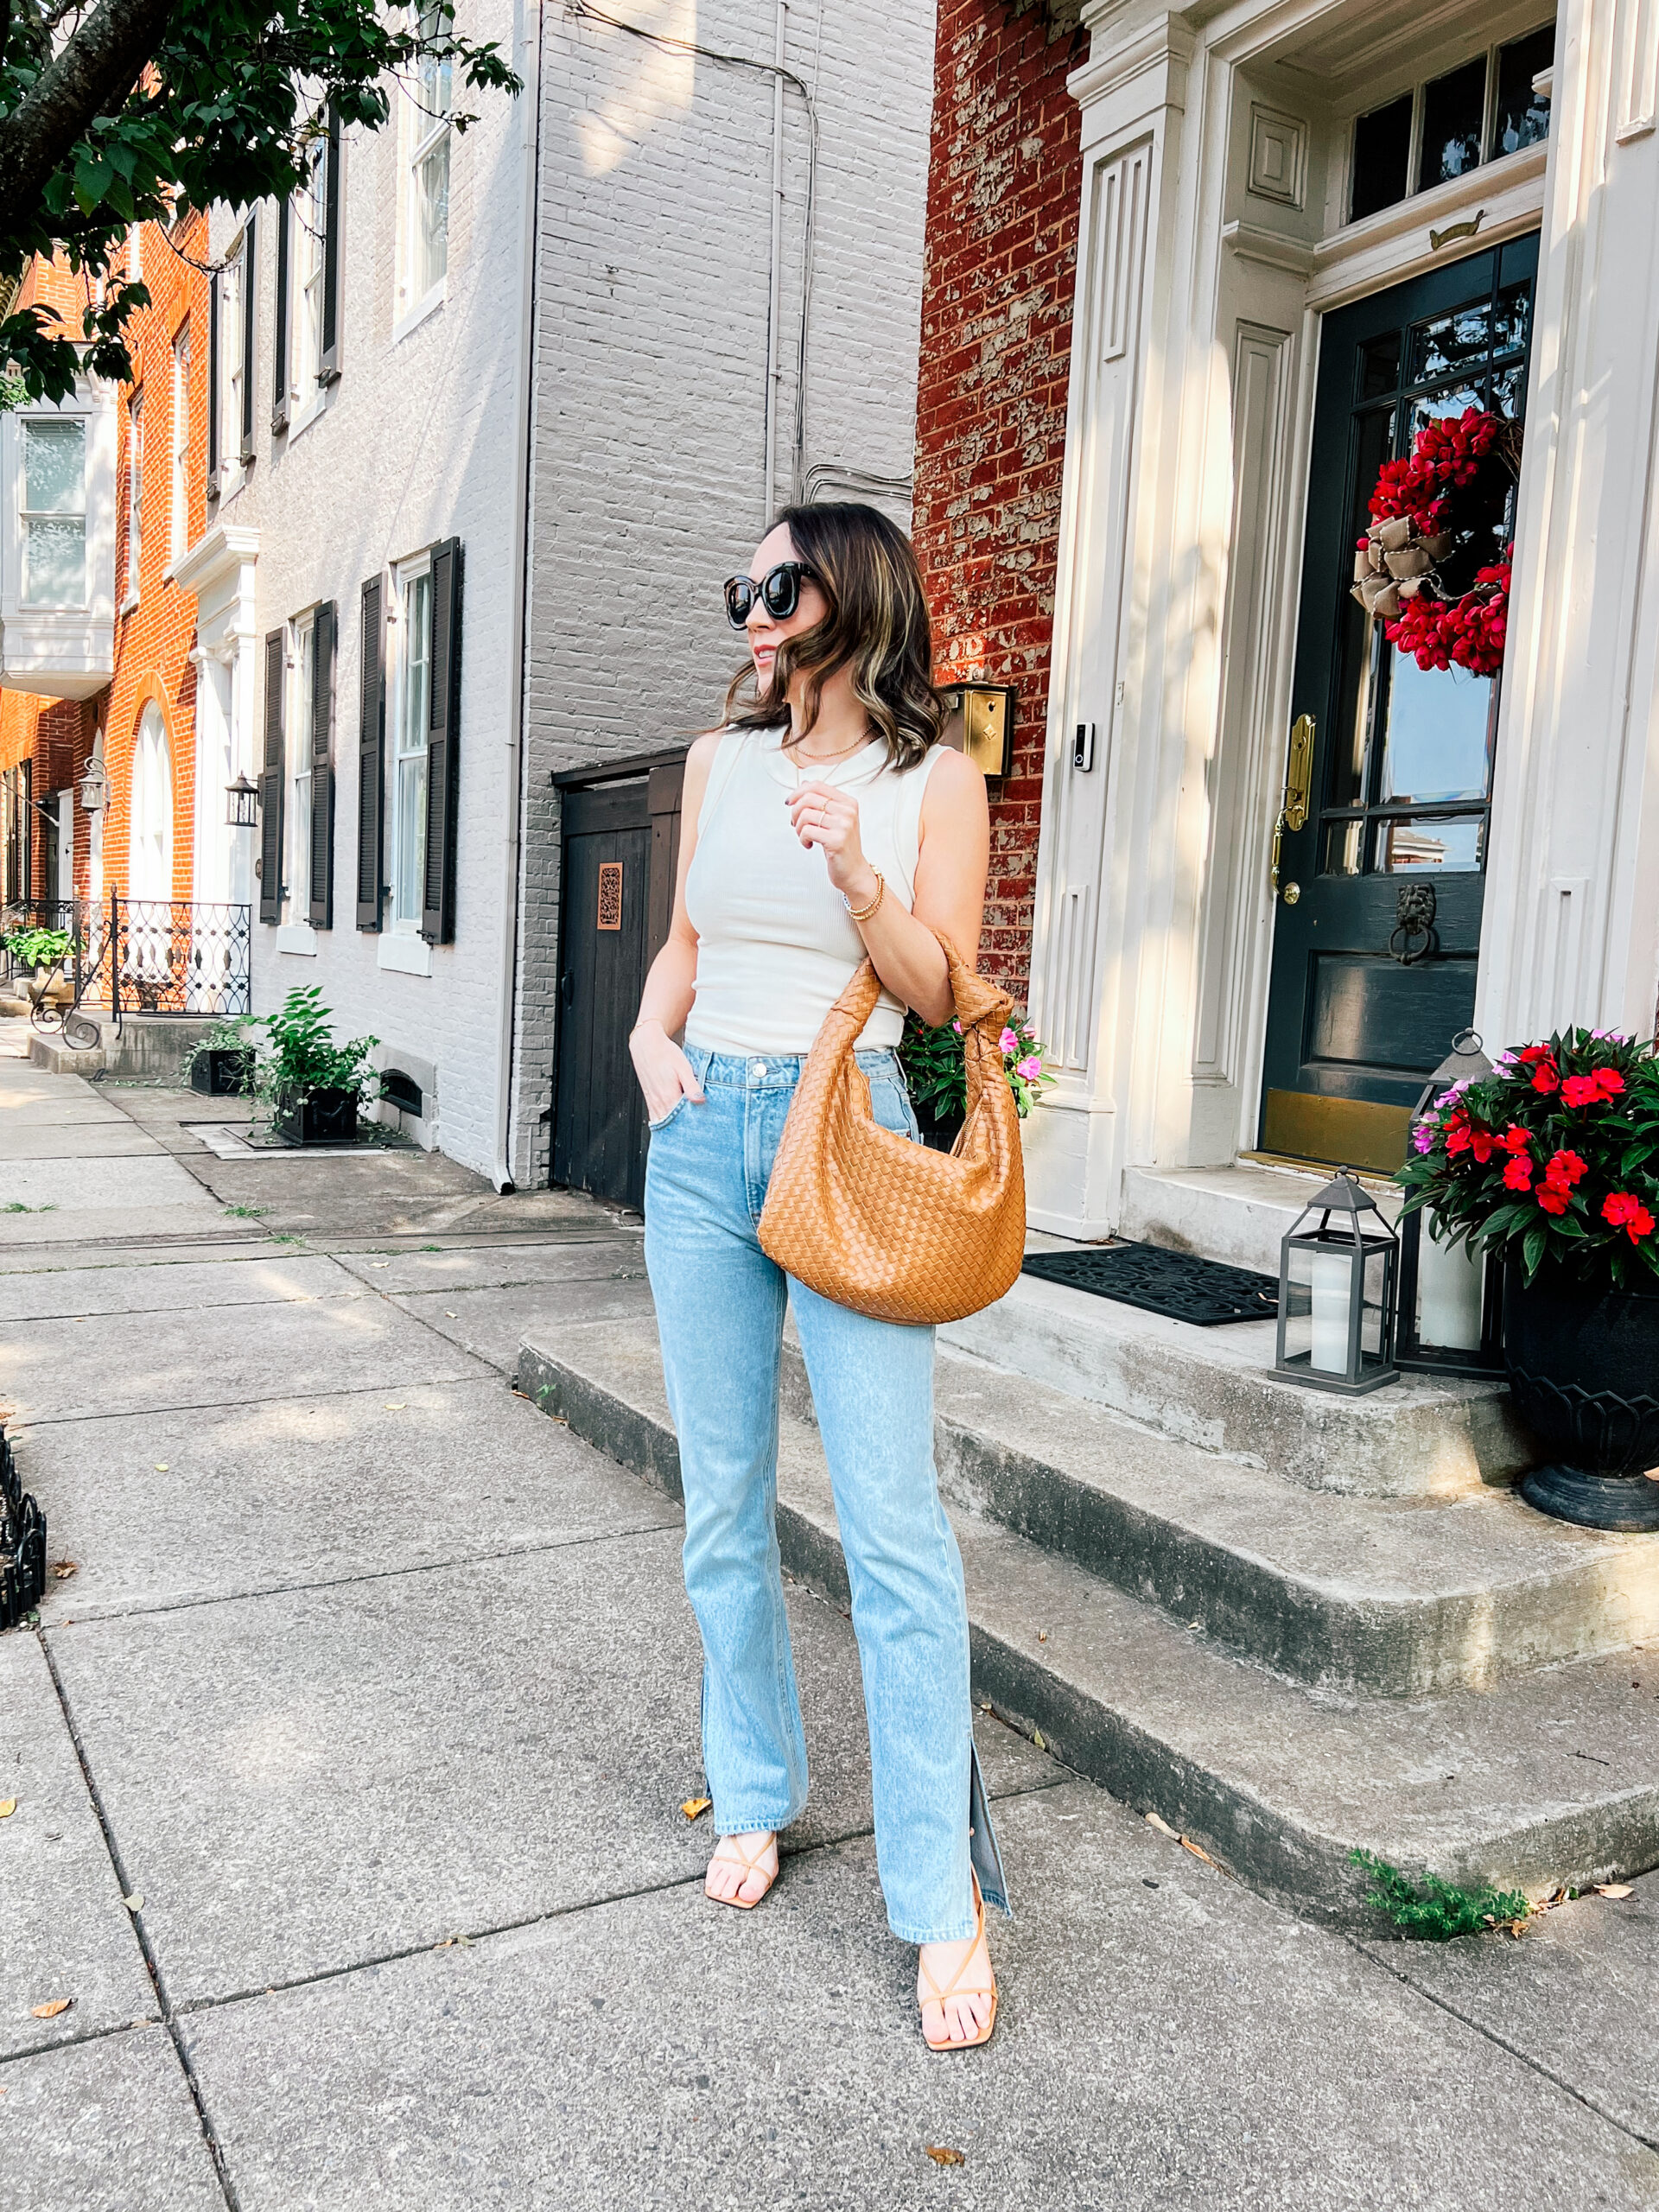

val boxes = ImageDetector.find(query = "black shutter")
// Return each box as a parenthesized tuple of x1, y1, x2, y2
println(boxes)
(356, 575, 385, 930)
(421, 539, 461, 944)
(239, 214, 257, 463)
(3, 768, 14, 906)
(308, 601, 336, 928)
(271, 199, 289, 434)
(320, 105, 342, 384)
(207, 265, 220, 486)
(258, 628, 285, 924)
(19, 760, 31, 902)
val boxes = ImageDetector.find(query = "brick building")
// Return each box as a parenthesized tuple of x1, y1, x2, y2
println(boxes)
(912, 0, 1086, 1006)
(1, 215, 211, 925)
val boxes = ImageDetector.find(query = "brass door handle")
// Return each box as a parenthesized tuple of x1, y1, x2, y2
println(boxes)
(1270, 715, 1316, 898)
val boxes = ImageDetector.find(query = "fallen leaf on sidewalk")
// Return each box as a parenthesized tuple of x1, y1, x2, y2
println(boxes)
(51, 1560, 77, 1580)
(0, 1799, 16, 1818)
(1032, 1729, 1046, 1751)
(31, 1999, 73, 2019)
(681, 1797, 712, 1821)
(925, 2145, 964, 2167)
(1180, 1836, 1220, 1870)
(1594, 1884, 1634, 1899)
(123, 1893, 143, 1912)
(1145, 1810, 1179, 1839)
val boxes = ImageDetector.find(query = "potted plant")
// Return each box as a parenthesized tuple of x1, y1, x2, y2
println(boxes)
(182, 1017, 258, 1097)
(899, 1006, 1052, 1153)
(3, 925, 75, 1012)
(254, 986, 380, 1145)
(1399, 1027, 1659, 1531)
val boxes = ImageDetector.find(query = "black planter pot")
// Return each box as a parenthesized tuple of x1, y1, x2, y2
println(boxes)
(191, 1047, 256, 1097)
(1503, 1262, 1659, 1531)
(913, 1097, 965, 1154)
(270, 1087, 360, 1146)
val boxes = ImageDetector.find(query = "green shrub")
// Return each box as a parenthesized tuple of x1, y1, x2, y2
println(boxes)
(1351, 1849, 1530, 1939)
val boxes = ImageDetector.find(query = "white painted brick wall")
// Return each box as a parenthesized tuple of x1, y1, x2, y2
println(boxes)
(515, 0, 938, 1184)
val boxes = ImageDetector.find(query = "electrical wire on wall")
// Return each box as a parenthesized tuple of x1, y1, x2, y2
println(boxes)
(567, 0, 819, 515)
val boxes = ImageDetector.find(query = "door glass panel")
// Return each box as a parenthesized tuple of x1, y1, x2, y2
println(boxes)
(1491, 281, 1531, 359)
(1359, 334, 1401, 400)
(1417, 59, 1488, 192)
(1378, 656, 1494, 804)
(1408, 308, 1491, 386)
(1408, 382, 1486, 442)
(1331, 404, 1395, 810)
(1494, 27, 1554, 158)
(1376, 817, 1485, 871)
(1321, 819, 1363, 874)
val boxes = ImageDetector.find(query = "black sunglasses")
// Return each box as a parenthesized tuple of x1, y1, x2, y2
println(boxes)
(723, 561, 818, 629)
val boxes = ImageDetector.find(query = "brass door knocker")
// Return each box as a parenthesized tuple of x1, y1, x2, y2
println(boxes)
(1389, 882, 1437, 964)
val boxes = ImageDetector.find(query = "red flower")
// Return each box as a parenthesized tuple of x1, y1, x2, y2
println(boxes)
(1467, 1127, 1497, 1163)
(1503, 1155, 1534, 1192)
(1546, 1149, 1587, 1188)
(1592, 1067, 1626, 1100)
(1603, 1192, 1656, 1243)
(1531, 1061, 1561, 1096)
(1517, 1046, 1551, 1064)
(1536, 1185, 1570, 1215)
(1500, 1125, 1531, 1154)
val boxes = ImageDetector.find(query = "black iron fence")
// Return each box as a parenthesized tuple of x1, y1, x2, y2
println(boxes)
(3, 893, 252, 1034)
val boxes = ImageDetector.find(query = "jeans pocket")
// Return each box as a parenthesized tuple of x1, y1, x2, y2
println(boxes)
(649, 1096, 690, 1134)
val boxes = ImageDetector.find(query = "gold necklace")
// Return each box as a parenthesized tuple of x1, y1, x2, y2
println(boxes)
(787, 728, 872, 767)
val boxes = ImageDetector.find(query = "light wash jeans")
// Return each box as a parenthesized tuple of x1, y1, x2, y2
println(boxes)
(644, 1042, 1008, 1946)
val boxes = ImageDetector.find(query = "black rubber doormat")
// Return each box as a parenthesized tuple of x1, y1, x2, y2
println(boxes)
(1020, 1242, 1281, 1326)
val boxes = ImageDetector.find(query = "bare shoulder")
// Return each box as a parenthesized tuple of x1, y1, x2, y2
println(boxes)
(919, 742, 988, 823)
(681, 728, 728, 801)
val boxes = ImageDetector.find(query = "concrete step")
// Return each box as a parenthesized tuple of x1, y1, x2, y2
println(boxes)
(1118, 1160, 1402, 1278)
(29, 1014, 216, 1084)
(939, 1271, 1529, 1499)
(770, 1338, 1659, 1698)
(518, 1315, 1659, 1927)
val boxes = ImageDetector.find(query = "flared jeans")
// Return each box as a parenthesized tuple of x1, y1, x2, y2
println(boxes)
(644, 1043, 1008, 1945)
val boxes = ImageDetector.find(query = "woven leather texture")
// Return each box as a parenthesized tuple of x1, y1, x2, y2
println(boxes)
(758, 937, 1027, 1325)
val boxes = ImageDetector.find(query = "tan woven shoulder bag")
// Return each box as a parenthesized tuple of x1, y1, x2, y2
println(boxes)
(757, 936, 1027, 1325)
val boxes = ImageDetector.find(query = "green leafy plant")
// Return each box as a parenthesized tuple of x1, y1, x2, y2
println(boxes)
(179, 1016, 257, 1081)
(252, 986, 379, 1113)
(900, 1008, 1053, 1127)
(1351, 1850, 1530, 1940)
(3, 925, 72, 969)
(1398, 1027, 1659, 1291)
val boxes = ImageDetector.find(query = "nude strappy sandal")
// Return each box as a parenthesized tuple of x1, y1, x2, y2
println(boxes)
(704, 1831, 779, 1910)
(917, 1876, 997, 2051)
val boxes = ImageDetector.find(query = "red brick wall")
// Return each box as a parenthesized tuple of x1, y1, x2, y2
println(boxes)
(1, 215, 209, 908)
(912, 0, 1086, 1010)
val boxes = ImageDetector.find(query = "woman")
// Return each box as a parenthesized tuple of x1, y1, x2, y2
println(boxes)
(629, 502, 1007, 2050)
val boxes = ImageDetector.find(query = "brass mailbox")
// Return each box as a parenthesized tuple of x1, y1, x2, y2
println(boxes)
(940, 683, 1016, 779)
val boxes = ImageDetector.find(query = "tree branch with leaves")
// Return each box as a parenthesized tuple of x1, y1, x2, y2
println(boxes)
(0, 0, 520, 400)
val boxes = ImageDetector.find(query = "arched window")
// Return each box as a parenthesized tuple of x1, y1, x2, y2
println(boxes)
(129, 705, 173, 903)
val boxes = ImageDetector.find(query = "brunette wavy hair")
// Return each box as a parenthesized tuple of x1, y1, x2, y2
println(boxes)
(722, 502, 944, 771)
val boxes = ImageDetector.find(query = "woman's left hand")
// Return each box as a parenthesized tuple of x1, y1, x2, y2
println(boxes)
(786, 781, 880, 907)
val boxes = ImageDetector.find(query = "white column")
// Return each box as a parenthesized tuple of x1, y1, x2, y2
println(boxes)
(1478, 0, 1659, 1048)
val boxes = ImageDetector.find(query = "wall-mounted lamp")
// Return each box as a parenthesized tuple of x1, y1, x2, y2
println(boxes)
(940, 683, 1015, 779)
(225, 774, 260, 829)
(77, 761, 111, 814)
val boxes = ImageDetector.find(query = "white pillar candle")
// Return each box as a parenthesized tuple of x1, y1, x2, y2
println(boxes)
(1418, 1232, 1484, 1351)
(1310, 1248, 1353, 1374)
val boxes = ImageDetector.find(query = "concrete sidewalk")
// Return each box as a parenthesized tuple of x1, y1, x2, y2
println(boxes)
(2, 1020, 1656, 2211)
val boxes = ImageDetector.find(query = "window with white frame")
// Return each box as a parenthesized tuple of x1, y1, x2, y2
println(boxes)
(219, 238, 244, 482)
(390, 557, 431, 927)
(402, 2, 452, 320)
(20, 417, 87, 607)
(291, 139, 328, 416)
(129, 223, 143, 282)
(124, 391, 143, 604)
(288, 613, 317, 920)
(169, 326, 190, 566)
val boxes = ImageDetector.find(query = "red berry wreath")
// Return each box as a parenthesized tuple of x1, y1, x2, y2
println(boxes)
(1351, 407, 1521, 679)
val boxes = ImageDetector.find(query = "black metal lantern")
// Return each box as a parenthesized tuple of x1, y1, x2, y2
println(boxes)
(226, 774, 259, 829)
(1275, 1169, 1400, 1395)
(1396, 1028, 1506, 1377)
(77, 760, 111, 814)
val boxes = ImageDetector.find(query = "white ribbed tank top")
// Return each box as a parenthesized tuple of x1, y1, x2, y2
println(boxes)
(683, 725, 945, 1056)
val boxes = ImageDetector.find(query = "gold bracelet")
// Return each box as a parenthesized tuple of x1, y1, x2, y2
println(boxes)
(843, 871, 885, 925)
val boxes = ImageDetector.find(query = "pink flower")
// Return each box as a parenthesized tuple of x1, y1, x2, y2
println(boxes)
(951, 1020, 962, 1034)
(1411, 1124, 1435, 1154)
(1016, 1054, 1042, 1081)
(999, 1027, 1019, 1054)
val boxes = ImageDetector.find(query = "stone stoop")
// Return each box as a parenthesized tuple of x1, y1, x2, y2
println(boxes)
(518, 1313, 1659, 1929)
(28, 1014, 218, 1084)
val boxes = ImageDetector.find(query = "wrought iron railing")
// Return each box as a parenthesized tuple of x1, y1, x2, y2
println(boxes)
(4, 893, 251, 1043)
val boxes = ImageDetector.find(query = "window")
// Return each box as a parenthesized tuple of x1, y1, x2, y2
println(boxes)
(213, 232, 246, 488)
(402, 2, 453, 318)
(284, 111, 340, 427)
(128, 224, 142, 282)
(129, 705, 174, 906)
(21, 417, 87, 607)
(169, 326, 190, 566)
(391, 561, 432, 928)
(1348, 25, 1555, 226)
(288, 614, 317, 920)
(124, 392, 143, 605)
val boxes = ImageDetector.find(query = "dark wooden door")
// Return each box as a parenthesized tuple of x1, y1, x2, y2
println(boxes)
(551, 753, 685, 1211)
(1260, 236, 1537, 1173)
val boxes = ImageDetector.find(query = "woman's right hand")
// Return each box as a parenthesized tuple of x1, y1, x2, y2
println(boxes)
(630, 1018, 706, 1124)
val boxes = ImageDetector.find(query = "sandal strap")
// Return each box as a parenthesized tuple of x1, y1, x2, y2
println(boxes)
(918, 1893, 994, 2009)
(710, 1832, 778, 1881)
